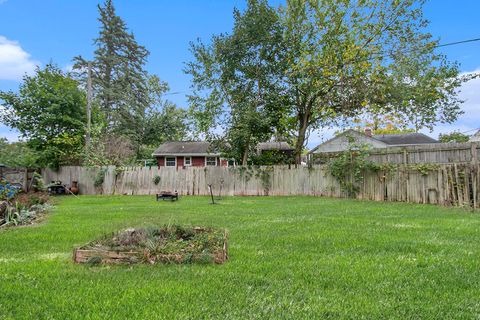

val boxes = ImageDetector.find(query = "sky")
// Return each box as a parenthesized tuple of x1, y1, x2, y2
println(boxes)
(0, 0, 479, 148)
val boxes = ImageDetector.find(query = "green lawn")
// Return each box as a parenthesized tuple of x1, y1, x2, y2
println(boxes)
(1, 196, 480, 319)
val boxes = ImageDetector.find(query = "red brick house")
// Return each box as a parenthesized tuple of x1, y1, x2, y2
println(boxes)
(152, 141, 228, 169)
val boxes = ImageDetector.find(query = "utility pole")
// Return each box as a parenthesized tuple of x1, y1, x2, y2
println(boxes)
(86, 62, 93, 148)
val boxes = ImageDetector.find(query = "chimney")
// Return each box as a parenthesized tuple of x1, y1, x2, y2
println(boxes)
(364, 128, 372, 137)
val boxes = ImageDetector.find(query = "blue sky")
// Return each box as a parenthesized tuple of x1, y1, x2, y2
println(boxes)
(0, 0, 479, 148)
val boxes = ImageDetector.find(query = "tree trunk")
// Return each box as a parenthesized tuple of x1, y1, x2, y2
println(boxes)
(242, 136, 251, 166)
(294, 113, 310, 165)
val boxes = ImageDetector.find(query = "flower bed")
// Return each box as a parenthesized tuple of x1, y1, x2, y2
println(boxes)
(0, 177, 52, 228)
(74, 225, 228, 265)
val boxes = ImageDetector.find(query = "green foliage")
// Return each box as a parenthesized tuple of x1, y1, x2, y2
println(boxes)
(251, 150, 295, 166)
(32, 172, 45, 191)
(73, 2, 188, 163)
(254, 166, 273, 195)
(328, 143, 376, 197)
(74, 0, 149, 144)
(351, 113, 416, 134)
(188, 0, 470, 164)
(186, 0, 286, 165)
(153, 175, 161, 185)
(0, 64, 86, 168)
(0, 139, 39, 168)
(1, 194, 51, 228)
(410, 163, 440, 176)
(1, 196, 479, 318)
(438, 131, 470, 143)
(94, 168, 107, 188)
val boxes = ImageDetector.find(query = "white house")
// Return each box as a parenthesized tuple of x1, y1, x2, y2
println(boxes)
(469, 130, 480, 142)
(309, 129, 439, 154)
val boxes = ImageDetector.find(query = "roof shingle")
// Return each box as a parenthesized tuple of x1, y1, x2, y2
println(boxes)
(372, 133, 438, 145)
(152, 141, 219, 156)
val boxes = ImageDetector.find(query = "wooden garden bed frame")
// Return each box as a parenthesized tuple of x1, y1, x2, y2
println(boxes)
(73, 229, 228, 265)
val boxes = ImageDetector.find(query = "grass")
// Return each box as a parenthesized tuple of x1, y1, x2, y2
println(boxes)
(1, 196, 480, 319)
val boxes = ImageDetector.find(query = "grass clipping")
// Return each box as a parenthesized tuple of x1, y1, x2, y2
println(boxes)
(74, 225, 228, 265)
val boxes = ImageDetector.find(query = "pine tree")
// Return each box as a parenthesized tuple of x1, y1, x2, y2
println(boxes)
(74, 0, 149, 147)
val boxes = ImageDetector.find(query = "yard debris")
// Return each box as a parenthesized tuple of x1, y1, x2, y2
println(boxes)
(73, 225, 228, 265)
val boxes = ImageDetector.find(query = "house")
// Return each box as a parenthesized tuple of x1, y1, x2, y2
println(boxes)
(309, 129, 439, 155)
(152, 141, 228, 168)
(470, 130, 480, 142)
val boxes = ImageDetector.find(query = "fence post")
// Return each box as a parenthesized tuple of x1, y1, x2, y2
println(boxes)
(471, 143, 478, 209)
(23, 168, 29, 192)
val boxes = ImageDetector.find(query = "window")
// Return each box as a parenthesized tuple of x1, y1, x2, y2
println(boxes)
(165, 157, 176, 167)
(184, 156, 192, 166)
(206, 157, 217, 166)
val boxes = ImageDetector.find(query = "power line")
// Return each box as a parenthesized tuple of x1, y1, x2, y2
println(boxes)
(436, 38, 480, 48)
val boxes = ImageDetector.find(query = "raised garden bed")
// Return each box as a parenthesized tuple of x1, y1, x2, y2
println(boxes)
(73, 225, 228, 265)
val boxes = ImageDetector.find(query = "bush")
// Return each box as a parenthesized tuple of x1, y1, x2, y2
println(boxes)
(94, 168, 107, 188)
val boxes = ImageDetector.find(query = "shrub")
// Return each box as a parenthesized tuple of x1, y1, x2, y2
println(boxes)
(94, 168, 107, 188)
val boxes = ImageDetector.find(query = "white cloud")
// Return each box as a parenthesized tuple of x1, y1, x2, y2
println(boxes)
(0, 35, 39, 81)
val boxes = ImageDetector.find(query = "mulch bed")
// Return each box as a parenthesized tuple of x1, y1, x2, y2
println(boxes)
(73, 225, 228, 265)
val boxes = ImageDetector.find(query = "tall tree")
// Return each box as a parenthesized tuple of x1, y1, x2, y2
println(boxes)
(188, 0, 471, 164)
(0, 64, 86, 168)
(141, 75, 189, 153)
(186, 0, 287, 165)
(74, 0, 149, 150)
(278, 0, 469, 163)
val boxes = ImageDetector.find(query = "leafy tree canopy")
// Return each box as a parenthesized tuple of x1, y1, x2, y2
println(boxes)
(0, 139, 39, 168)
(75, 0, 188, 164)
(187, 0, 473, 164)
(438, 131, 470, 143)
(0, 64, 86, 168)
(186, 0, 287, 165)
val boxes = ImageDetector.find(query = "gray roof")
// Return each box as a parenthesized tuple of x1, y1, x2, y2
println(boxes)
(257, 141, 294, 151)
(152, 141, 220, 156)
(372, 133, 438, 145)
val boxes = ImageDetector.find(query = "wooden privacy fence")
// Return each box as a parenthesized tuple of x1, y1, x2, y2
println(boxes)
(0, 167, 37, 191)
(42, 164, 480, 209)
(312, 142, 480, 164)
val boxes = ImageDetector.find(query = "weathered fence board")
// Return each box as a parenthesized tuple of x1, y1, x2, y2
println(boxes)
(42, 164, 480, 209)
(1, 167, 36, 191)
(313, 142, 480, 165)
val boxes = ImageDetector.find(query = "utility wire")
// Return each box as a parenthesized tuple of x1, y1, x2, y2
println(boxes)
(436, 38, 480, 48)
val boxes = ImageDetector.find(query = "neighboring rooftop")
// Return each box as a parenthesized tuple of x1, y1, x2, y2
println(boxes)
(152, 141, 219, 156)
(470, 130, 480, 142)
(372, 133, 438, 146)
(309, 129, 440, 154)
(257, 141, 294, 151)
